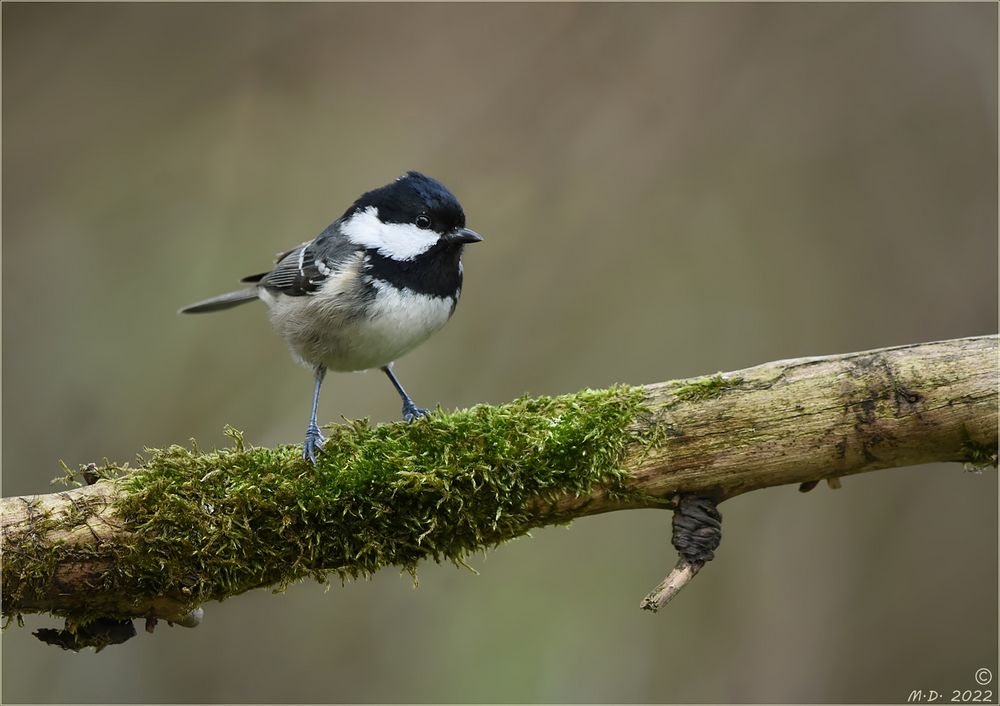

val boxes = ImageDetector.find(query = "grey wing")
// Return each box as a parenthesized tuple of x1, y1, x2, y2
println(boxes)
(240, 241, 310, 283)
(251, 225, 362, 298)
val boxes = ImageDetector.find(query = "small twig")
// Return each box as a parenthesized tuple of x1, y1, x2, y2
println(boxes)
(640, 559, 702, 611)
(641, 495, 722, 612)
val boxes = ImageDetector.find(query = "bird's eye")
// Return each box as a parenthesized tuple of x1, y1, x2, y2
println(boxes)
(415, 215, 431, 229)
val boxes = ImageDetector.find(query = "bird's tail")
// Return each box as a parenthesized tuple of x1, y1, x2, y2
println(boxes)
(179, 287, 260, 314)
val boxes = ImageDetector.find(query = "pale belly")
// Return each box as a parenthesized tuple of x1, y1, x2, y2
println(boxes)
(261, 281, 456, 372)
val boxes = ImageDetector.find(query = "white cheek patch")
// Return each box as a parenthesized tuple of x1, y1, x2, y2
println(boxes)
(341, 206, 439, 260)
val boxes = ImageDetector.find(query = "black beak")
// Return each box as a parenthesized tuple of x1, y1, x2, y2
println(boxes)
(447, 227, 484, 245)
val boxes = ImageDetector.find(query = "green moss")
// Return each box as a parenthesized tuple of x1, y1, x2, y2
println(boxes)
(673, 373, 744, 403)
(56, 386, 650, 610)
(2, 506, 66, 620)
(959, 427, 998, 472)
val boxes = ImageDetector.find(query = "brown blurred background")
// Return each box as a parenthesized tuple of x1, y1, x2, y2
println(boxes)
(2, 3, 997, 703)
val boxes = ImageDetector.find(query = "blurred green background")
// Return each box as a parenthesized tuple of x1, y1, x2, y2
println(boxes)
(3, 3, 997, 703)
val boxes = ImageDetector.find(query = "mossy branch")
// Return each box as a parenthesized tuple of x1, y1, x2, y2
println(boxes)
(2, 335, 996, 636)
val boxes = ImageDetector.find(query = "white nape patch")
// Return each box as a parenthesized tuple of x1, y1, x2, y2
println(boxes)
(341, 206, 439, 261)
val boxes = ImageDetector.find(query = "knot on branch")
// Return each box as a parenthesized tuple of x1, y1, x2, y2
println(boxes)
(641, 495, 723, 612)
(672, 495, 722, 564)
(34, 618, 136, 652)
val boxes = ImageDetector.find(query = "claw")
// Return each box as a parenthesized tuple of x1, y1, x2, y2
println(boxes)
(302, 424, 326, 463)
(402, 404, 430, 422)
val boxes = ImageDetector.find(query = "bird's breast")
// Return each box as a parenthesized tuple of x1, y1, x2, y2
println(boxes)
(264, 276, 458, 372)
(357, 279, 458, 362)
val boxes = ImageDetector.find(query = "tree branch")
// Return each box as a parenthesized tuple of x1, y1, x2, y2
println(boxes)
(2, 336, 996, 638)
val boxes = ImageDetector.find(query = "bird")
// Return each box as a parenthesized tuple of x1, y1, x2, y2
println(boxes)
(180, 171, 483, 463)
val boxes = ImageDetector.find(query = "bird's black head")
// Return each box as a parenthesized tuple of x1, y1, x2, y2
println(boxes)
(340, 172, 482, 261)
(353, 171, 465, 232)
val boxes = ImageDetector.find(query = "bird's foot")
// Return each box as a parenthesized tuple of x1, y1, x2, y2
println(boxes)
(401, 401, 431, 422)
(302, 424, 327, 463)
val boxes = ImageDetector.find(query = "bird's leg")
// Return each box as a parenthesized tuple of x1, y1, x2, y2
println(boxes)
(381, 365, 430, 422)
(303, 366, 327, 463)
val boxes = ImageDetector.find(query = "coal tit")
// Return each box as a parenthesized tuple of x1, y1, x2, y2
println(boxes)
(181, 171, 483, 463)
